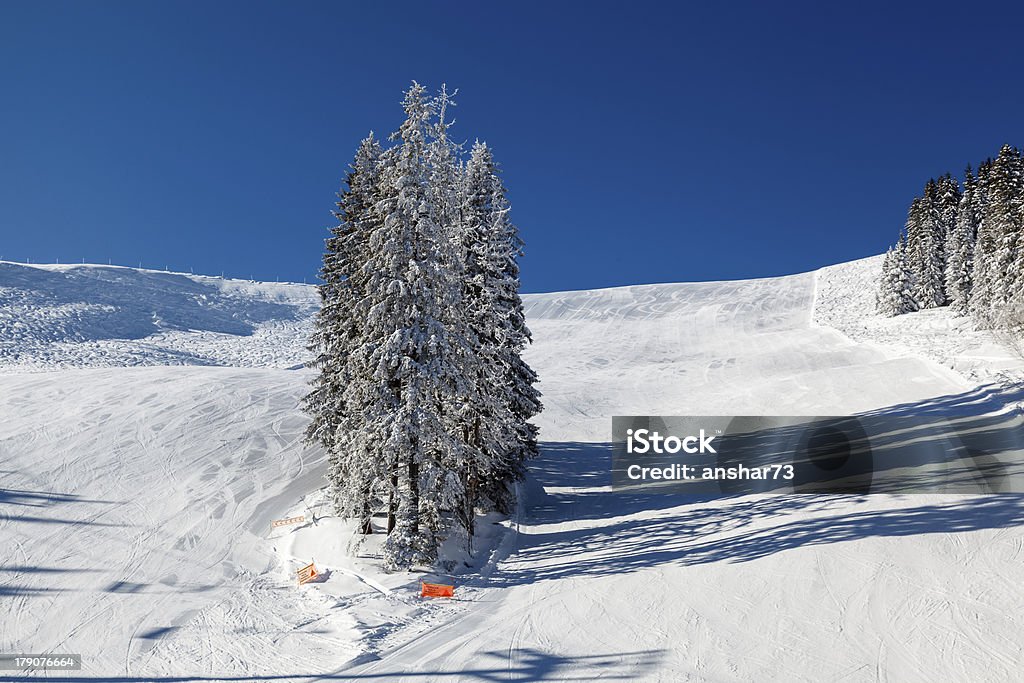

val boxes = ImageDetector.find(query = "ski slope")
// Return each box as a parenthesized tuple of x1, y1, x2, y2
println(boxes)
(342, 270, 1024, 681)
(522, 269, 976, 441)
(1, 259, 1022, 681)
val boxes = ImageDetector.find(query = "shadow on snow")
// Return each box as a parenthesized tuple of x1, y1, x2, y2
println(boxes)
(19, 648, 665, 682)
(489, 382, 1024, 585)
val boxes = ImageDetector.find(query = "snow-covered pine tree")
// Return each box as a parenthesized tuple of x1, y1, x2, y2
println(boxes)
(945, 167, 975, 314)
(908, 180, 947, 308)
(934, 174, 961, 300)
(935, 174, 961, 232)
(895, 236, 917, 315)
(359, 83, 470, 570)
(877, 247, 902, 316)
(305, 82, 542, 569)
(903, 196, 925, 309)
(417, 84, 477, 548)
(452, 139, 511, 538)
(1000, 146, 1024, 336)
(872, 248, 897, 317)
(485, 152, 543, 496)
(987, 145, 1024, 325)
(304, 133, 383, 533)
(458, 141, 542, 525)
(970, 159, 998, 324)
(1011, 209, 1024, 323)
(974, 145, 1024, 327)
(877, 235, 915, 316)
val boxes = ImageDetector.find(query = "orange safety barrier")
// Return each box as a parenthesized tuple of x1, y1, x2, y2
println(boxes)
(421, 581, 454, 598)
(296, 561, 318, 585)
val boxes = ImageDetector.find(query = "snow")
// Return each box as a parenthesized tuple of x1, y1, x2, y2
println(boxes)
(522, 267, 975, 443)
(813, 254, 1024, 384)
(0, 261, 317, 372)
(1, 257, 1022, 681)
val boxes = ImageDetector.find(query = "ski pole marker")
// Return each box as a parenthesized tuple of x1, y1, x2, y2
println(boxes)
(421, 581, 454, 598)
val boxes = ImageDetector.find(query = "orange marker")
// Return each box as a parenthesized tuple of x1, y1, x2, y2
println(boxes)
(421, 581, 454, 598)
(296, 561, 318, 585)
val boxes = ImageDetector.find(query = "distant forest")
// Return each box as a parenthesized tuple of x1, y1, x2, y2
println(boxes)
(877, 144, 1024, 338)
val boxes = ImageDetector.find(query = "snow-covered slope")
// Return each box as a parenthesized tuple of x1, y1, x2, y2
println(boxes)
(814, 254, 1024, 383)
(344, 262, 1024, 681)
(1, 257, 1022, 681)
(0, 261, 317, 371)
(523, 269, 975, 442)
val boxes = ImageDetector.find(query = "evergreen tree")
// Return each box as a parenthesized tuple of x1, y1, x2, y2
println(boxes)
(907, 180, 947, 308)
(945, 167, 975, 314)
(935, 175, 961, 236)
(877, 236, 915, 316)
(987, 145, 1024, 323)
(459, 141, 542, 522)
(903, 196, 924, 308)
(970, 159, 998, 323)
(362, 83, 471, 570)
(304, 133, 383, 533)
(306, 82, 542, 570)
(934, 174, 961, 277)
(489, 162, 543, 494)
(418, 84, 477, 548)
(877, 246, 899, 317)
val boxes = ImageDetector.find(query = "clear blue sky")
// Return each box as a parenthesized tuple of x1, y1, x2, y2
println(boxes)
(2, 1, 1023, 292)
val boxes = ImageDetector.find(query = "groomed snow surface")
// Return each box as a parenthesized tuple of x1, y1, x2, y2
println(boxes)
(1, 258, 1022, 681)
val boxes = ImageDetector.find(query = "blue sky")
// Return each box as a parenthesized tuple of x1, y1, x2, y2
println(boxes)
(2, 1, 1023, 292)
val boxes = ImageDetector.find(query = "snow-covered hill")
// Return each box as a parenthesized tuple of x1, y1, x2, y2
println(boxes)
(0, 262, 317, 371)
(1, 257, 1022, 681)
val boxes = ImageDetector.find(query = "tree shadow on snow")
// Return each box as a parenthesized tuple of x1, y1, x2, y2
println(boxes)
(0, 486, 133, 596)
(0, 487, 125, 528)
(0, 487, 121, 507)
(31, 648, 664, 682)
(490, 382, 1024, 584)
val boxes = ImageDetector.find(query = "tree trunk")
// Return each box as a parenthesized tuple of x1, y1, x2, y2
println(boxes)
(408, 460, 420, 529)
(467, 418, 482, 540)
(387, 471, 398, 534)
(359, 496, 373, 535)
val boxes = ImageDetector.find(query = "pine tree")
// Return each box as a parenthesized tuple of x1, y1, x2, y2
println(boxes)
(360, 83, 472, 570)
(1010, 183, 1024, 321)
(907, 180, 947, 308)
(988, 146, 1024, 325)
(970, 145, 1019, 327)
(304, 133, 383, 533)
(896, 235, 916, 314)
(945, 167, 975, 314)
(877, 236, 915, 316)
(877, 247, 901, 316)
(935, 174, 961, 233)
(306, 82, 542, 570)
(459, 141, 542, 522)
(489, 161, 542, 497)
(934, 174, 961, 283)
(970, 159, 996, 323)
(903, 196, 924, 308)
(418, 84, 477, 548)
